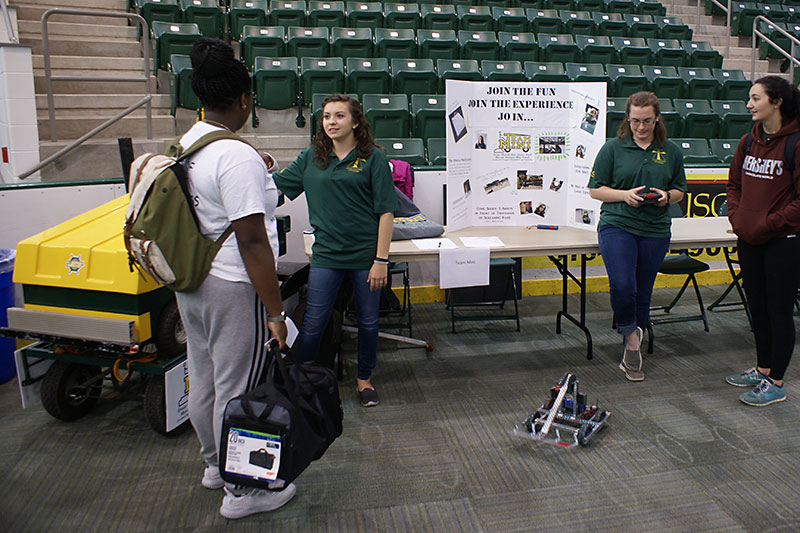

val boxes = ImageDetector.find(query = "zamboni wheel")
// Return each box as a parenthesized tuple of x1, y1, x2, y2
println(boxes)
(154, 299, 186, 357)
(143, 375, 190, 437)
(40, 361, 102, 421)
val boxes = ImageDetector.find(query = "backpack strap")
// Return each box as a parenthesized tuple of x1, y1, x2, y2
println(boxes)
(743, 132, 754, 158)
(784, 131, 800, 176)
(173, 130, 254, 161)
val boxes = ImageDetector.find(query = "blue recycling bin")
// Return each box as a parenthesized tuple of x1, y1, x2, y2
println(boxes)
(0, 248, 16, 384)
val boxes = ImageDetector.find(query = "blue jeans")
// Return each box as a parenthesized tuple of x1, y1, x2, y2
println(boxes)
(294, 267, 380, 380)
(598, 224, 670, 336)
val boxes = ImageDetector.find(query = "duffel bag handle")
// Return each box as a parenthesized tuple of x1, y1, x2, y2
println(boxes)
(267, 338, 302, 406)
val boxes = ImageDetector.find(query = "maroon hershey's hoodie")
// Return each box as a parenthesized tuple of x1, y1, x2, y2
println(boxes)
(727, 119, 800, 245)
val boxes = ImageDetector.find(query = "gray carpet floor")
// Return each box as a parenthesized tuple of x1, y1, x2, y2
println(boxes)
(2, 287, 800, 532)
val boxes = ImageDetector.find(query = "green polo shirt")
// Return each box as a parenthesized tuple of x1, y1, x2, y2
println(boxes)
(587, 136, 687, 238)
(275, 146, 397, 269)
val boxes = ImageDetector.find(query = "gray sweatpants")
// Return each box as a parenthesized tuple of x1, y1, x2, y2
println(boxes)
(175, 274, 270, 468)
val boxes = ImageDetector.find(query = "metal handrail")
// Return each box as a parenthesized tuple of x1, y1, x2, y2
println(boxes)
(706, 0, 732, 57)
(0, 0, 18, 43)
(17, 9, 152, 180)
(751, 15, 800, 83)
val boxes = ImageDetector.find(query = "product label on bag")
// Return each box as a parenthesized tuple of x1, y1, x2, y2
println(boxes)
(224, 427, 281, 481)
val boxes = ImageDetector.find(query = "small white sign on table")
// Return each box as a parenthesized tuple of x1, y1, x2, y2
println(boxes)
(165, 361, 190, 432)
(439, 247, 490, 289)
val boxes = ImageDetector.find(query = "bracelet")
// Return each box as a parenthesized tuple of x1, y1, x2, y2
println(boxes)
(374, 257, 389, 265)
(267, 311, 286, 323)
(666, 190, 671, 204)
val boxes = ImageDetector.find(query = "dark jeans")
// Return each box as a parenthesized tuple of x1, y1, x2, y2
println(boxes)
(598, 224, 671, 336)
(738, 236, 800, 381)
(294, 267, 380, 380)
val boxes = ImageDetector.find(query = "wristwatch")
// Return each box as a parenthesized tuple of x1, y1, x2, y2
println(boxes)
(666, 190, 671, 204)
(267, 311, 286, 323)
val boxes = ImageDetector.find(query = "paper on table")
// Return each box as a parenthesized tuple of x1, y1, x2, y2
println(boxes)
(412, 237, 458, 250)
(459, 236, 505, 248)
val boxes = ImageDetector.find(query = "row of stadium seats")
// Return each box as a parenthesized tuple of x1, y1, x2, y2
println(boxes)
(704, 1, 800, 36)
(757, 20, 800, 59)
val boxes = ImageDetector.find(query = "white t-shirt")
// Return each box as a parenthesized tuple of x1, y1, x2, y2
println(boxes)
(179, 121, 279, 283)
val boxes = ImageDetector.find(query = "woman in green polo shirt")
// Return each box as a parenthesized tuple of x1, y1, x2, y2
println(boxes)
(588, 91, 687, 382)
(275, 94, 397, 407)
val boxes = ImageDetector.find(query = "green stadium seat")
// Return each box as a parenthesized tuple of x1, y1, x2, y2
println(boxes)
(421, 4, 457, 30)
(682, 40, 723, 68)
(418, 29, 459, 60)
(713, 68, 751, 101)
(228, 0, 268, 41)
(377, 138, 427, 166)
(524, 61, 569, 81)
(604, 0, 635, 14)
(560, 10, 596, 36)
(575, 0, 605, 10)
(518, 0, 544, 8)
(391, 58, 438, 96)
(376, 28, 418, 59)
(482, 59, 526, 81)
(168, 54, 199, 115)
(565, 62, 609, 87)
(450, 0, 475, 6)
(576, 34, 616, 64)
(437, 59, 483, 90)
(537, 33, 581, 63)
(286, 26, 329, 60)
(493, 7, 528, 33)
(658, 97, 674, 112)
(486, 0, 511, 8)
(606, 63, 648, 97)
(593, 12, 627, 37)
(331, 27, 373, 59)
(674, 98, 718, 138)
(705, 0, 730, 16)
(612, 36, 651, 65)
(346, 1, 383, 30)
(711, 100, 752, 139)
(458, 30, 501, 62)
(346, 57, 390, 98)
(709, 138, 740, 164)
(427, 137, 446, 166)
(606, 97, 627, 137)
(457, 5, 493, 31)
(761, 3, 791, 23)
(364, 94, 410, 138)
(240, 26, 285, 69)
(384, 3, 421, 30)
(269, 1, 307, 27)
(180, 0, 224, 39)
(643, 65, 682, 99)
(673, 138, 719, 165)
(152, 21, 202, 72)
(411, 94, 445, 142)
(253, 56, 298, 109)
(657, 97, 682, 137)
(498, 32, 538, 61)
(308, 1, 346, 28)
(546, 0, 574, 10)
(648, 38, 688, 67)
(633, 0, 665, 16)
(730, 2, 760, 36)
(678, 66, 719, 101)
(527, 9, 563, 35)
(756, 20, 787, 60)
(623, 14, 659, 39)
(139, 0, 181, 36)
(301, 57, 344, 103)
(657, 16, 692, 40)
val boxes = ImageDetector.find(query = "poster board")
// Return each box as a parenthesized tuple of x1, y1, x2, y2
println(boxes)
(445, 80, 606, 231)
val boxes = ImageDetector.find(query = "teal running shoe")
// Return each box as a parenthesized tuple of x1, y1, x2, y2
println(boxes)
(725, 367, 766, 387)
(739, 379, 787, 407)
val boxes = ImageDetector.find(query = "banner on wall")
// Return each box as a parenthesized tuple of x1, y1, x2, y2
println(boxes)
(444, 80, 606, 231)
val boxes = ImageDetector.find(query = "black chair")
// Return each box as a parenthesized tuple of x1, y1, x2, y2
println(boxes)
(647, 203, 710, 353)
(445, 257, 521, 333)
(706, 200, 753, 328)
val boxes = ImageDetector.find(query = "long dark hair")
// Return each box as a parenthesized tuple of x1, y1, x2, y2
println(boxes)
(753, 75, 800, 123)
(617, 91, 667, 146)
(190, 38, 251, 111)
(312, 94, 377, 169)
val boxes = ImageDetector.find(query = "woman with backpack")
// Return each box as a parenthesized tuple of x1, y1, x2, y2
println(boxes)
(274, 94, 397, 408)
(174, 38, 295, 519)
(725, 75, 800, 406)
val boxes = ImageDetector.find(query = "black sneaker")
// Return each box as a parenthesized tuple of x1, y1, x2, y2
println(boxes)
(358, 387, 379, 407)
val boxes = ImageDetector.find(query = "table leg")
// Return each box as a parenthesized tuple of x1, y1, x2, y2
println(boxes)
(550, 254, 593, 360)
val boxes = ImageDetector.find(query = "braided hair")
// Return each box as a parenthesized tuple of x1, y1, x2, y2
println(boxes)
(190, 38, 251, 112)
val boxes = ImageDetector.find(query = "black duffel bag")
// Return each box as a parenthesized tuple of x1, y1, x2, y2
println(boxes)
(219, 339, 343, 488)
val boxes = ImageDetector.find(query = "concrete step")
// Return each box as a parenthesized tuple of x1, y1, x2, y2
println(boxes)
(35, 93, 172, 111)
(34, 74, 158, 95)
(32, 54, 148, 71)
(18, 19, 137, 39)
(22, 35, 143, 57)
(13, 4, 130, 28)
(38, 114, 179, 141)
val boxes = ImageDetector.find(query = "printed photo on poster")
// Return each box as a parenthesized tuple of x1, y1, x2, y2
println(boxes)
(539, 136, 565, 154)
(517, 170, 543, 190)
(550, 178, 564, 192)
(534, 203, 548, 217)
(580, 104, 599, 135)
(463, 179, 472, 196)
(576, 208, 594, 225)
(484, 177, 510, 194)
(449, 106, 468, 142)
(474, 133, 487, 149)
(575, 144, 586, 159)
(520, 200, 533, 214)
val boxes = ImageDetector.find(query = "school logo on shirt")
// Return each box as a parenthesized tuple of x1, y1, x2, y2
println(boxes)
(347, 158, 366, 172)
(651, 149, 667, 164)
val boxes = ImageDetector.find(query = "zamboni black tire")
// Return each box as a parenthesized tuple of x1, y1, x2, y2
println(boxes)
(143, 375, 190, 437)
(154, 299, 186, 357)
(40, 361, 102, 421)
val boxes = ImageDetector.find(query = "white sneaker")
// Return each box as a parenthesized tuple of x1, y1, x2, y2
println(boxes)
(202, 464, 224, 490)
(219, 484, 297, 520)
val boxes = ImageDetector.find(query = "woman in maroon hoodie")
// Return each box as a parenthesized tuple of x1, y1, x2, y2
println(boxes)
(726, 75, 800, 406)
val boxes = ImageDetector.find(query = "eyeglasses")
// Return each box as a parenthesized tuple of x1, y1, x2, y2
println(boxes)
(629, 118, 656, 127)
